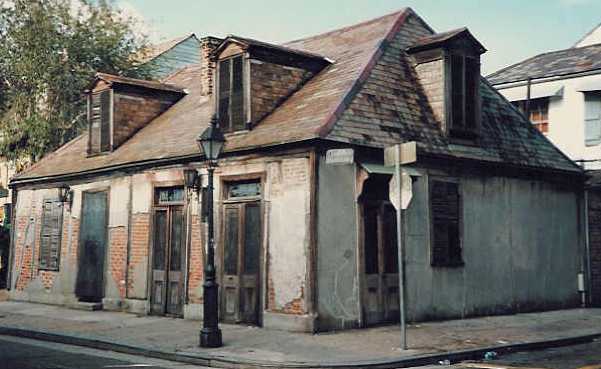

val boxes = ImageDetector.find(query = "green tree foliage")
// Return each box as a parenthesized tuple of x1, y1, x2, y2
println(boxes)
(0, 0, 152, 164)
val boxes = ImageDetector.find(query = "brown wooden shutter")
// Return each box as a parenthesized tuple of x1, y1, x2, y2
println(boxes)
(450, 55, 465, 130)
(100, 90, 111, 152)
(219, 59, 231, 131)
(464, 57, 479, 131)
(430, 180, 461, 266)
(39, 200, 63, 270)
(90, 93, 102, 153)
(231, 56, 245, 131)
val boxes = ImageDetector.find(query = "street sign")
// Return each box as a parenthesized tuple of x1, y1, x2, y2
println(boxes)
(326, 148, 354, 165)
(384, 142, 417, 166)
(389, 172, 413, 210)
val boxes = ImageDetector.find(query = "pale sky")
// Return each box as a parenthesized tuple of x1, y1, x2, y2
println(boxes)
(118, 0, 601, 75)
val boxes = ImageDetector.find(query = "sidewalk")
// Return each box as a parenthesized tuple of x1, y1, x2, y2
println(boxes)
(0, 301, 600, 368)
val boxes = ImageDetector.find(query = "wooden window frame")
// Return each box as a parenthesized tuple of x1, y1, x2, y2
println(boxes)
(38, 198, 64, 271)
(216, 55, 248, 133)
(585, 93, 601, 147)
(445, 51, 481, 139)
(428, 177, 464, 268)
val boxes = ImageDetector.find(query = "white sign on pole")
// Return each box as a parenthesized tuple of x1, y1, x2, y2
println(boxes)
(389, 171, 413, 210)
(384, 141, 417, 167)
(325, 149, 354, 165)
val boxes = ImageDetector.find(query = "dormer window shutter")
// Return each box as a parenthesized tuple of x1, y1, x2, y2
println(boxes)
(219, 59, 231, 130)
(88, 89, 111, 154)
(217, 55, 246, 132)
(448, 53, 480, 138)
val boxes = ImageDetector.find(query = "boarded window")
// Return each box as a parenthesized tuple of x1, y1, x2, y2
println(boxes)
(448, 54, 480, 137)
(39, 200, 63, 270)
(88, 90, 111, 154)
(585, 93, 601, 146)
(512, 98, 550, 134)
(218, 56, 246, 132)
(430, 180, 463, 267)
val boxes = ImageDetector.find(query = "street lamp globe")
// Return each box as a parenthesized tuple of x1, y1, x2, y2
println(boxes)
(197, 115, 225, 162)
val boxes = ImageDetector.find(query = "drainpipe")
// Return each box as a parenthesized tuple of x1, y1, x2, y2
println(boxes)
(525, 77, 532, 119)
(584, 189, 593, 307)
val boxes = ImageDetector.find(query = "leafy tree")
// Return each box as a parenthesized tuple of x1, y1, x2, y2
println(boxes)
(0, 0, 153, 165)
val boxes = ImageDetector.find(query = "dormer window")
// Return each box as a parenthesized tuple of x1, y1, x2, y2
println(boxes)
(218, 55, 246, 132)
(88, 89, 112, 154)
(407, 28, 486, 141)
(85, 73, 185, 157)
(448, 53, 480, 138)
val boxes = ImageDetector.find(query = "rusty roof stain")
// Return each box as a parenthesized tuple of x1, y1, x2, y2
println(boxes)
(13, 8, 581, 183)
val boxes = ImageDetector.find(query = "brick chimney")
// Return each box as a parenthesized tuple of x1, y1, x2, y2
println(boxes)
(199, 36, 223, 97)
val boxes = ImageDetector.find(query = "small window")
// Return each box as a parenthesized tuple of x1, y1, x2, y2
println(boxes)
(88, 90, 111, 154)
(154, 187, 184, 205)
(226, 180, 261, 199)
(585, 94, 601, 146)
(39, 200, 63, 271)
(448, 53, 480, 138)
(218, 56, 246, 132)
(430, 179, 463, 267)
(513, 98, 549, 134)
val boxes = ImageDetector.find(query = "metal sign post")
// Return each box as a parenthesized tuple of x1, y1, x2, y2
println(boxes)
(385, 142, 416, 350)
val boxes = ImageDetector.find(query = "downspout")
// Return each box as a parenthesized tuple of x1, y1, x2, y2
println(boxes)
(6, 188, 18, 290)
(124, 177, 133, 299)
(525, 77, 532, 119)
(584, 189, 593, 306)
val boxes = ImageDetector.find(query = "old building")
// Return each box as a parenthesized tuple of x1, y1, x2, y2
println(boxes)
(488, 23, 601, 308)
(8, 8, 585, 332)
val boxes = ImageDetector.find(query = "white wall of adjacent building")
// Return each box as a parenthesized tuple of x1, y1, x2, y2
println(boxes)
(496, 72, 601, 170)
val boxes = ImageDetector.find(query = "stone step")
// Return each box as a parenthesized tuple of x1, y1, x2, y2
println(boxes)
(69, 301, 103, 311)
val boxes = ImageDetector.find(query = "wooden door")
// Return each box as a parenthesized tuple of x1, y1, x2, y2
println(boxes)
(150, 205, 185, 316)
(362, 202, 400, 326)
(221, 202, 261, 325)
(75, 191, 108, 302)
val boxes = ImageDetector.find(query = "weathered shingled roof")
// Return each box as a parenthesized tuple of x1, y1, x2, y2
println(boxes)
(90, 73, 187, 94)
(487, 43, 601, 85)
(13, 8, 581, 183)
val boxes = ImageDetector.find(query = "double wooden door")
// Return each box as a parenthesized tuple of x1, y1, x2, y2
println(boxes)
(150, 205, 185, 316)
(221, 202, 261, 325)
(362, 201, 400, 326)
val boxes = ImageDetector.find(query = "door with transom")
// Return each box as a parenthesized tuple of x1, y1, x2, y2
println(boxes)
(360, 175, 400, 326)
(150, 186, 186, 317)
(221, 180, 262, 325)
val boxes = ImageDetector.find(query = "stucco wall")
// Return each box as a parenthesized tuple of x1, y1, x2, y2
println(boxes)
(403, 169, 582, 321)
(315, 156, 360, 331)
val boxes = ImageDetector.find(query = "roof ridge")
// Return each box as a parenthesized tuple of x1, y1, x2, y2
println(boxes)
(314, 8, 413, 138)
(284, 8, 408, 46)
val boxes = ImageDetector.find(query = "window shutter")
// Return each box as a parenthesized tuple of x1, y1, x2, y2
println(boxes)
(39, 200, 63, 270)
(100, 90, 111, 152)
(90, 93, 102, 152)
(430, 180, 461, 266)
(464, 57, 479, 130)
(450, 54, 465, 130)
(231, 56, 245, 131)
(218, 59, 231, 131)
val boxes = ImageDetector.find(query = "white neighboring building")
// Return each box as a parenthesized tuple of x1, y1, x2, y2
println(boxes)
(488, 25, 601, 170)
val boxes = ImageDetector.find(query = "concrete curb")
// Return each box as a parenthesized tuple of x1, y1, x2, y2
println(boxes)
(1, 326, 601, 369)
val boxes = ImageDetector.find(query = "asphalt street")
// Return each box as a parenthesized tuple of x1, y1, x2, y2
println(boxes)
(419, 339, 601, 369)
(0, 335, 205, 369)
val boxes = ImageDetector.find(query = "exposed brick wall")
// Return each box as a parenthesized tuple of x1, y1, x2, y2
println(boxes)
(588, 189, 601, 306)
(199, 36, 222, 97)
(109, 226, 128, 298)
(127, 213, 150, 298)
(113, 90, 179, 149)
(250, 61, 313, 124)
(188, 214, 204, 304)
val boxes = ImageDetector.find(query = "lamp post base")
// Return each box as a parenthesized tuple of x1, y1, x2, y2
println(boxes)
(199, 327, 222, 348)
